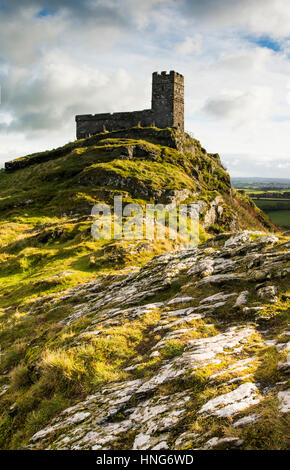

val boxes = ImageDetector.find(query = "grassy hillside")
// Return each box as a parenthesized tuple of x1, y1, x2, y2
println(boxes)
(0, 127, 282, 449)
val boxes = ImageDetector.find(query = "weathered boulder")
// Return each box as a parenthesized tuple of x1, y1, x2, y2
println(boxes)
(203, 196, 224, 228)
(198, 383, 261, 418)
(257, 285, 278, 302)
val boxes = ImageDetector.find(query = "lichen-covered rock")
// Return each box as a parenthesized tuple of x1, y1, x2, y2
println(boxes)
(203, 196, 225, 228)
(234, 290, 249, 308)
(278, 391, 290, 413)
(224, 231, 252, 248)
(257, 285, 278, 302)
(203, 436, 244, 449)
(198, 383, 261, 417)
(233, 414, 260, 428)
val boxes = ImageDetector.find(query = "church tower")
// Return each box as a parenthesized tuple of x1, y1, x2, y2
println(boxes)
(151, 71, 184, 131)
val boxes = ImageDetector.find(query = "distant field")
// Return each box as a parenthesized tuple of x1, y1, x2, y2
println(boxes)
(231, 177, 290, 191)
(252, 199, 290, 228)
(253, 199, 290, 209)
(244, 189, 290, 194)
(234, 194, 290, 229)
(233, 178, 290, 228)
(265, 210, 290, 228)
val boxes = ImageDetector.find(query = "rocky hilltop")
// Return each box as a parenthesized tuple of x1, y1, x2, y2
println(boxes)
(0, 128, 288, 450)
(2, 127, 274, 234)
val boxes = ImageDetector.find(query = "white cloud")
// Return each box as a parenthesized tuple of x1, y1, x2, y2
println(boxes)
(203, 86, 273, 124)
(174, 35, 202, 56)
(182, 0, 290, 38)
(0, 51, 146, 134)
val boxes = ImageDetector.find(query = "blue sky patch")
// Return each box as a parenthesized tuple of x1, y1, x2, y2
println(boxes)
(37, 8, 57, 18)
(246, 34, 282, 52)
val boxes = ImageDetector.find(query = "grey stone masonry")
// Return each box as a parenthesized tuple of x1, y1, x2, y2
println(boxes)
(75, 71, 184, 139)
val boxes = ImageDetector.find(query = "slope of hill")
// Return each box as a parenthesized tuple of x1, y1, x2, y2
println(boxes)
(25, 232, 289, 450)
(0, 127, 288, 450)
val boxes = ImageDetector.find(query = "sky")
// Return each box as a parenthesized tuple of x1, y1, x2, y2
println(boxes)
(0, 0, 290, 177)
